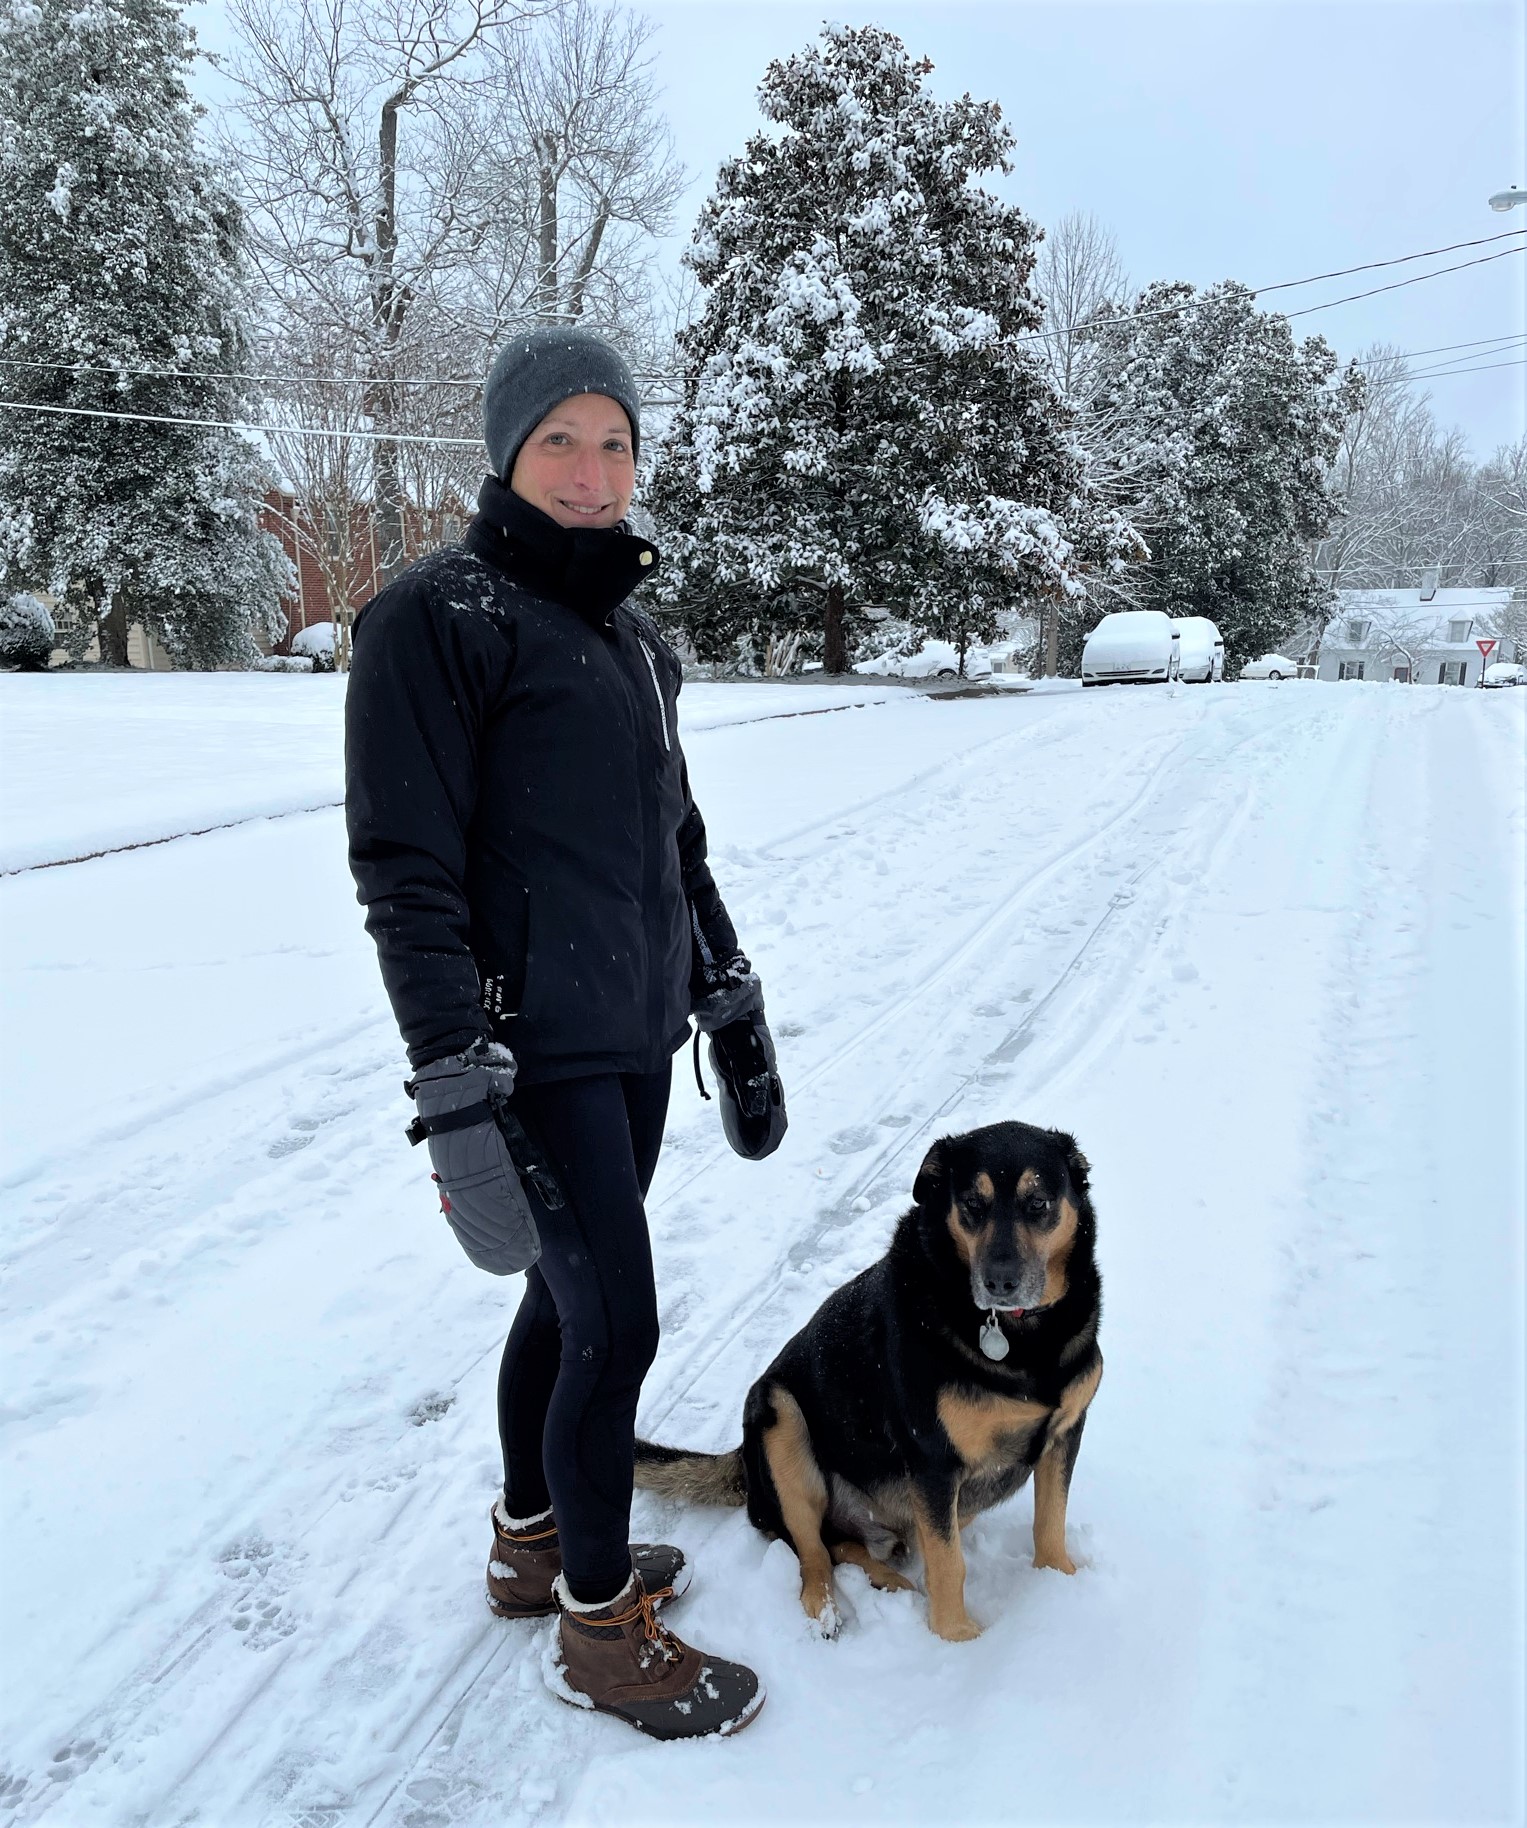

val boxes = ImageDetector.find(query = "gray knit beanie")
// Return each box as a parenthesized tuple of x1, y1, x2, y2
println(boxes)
(483, 325, 642, 481)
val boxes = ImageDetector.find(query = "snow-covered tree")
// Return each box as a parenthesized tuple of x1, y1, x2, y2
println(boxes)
(0, 0, 289, 666)
(474, 0, 685, 328)
(1084, 279, 1358, 667)
(647, 24, 1139, 673)
(1317, 347, 1527, 594)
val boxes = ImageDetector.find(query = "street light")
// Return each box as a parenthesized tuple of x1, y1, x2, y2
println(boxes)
(1489, 186, 1525, 211)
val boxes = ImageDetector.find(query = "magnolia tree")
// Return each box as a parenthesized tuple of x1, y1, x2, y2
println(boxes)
(647, 24, 1139, 674)
(1083, 280, 1359, 667)
(0, 0, 288, 665)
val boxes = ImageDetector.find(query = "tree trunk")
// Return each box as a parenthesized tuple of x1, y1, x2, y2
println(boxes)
(1043, 598, 1060, 677)
(824, 583, 848, 674)
(566, 198, 610, 319)
(371, 424, 407, 584)
(370, 94, 409, 583)
(535, 131, 561, 320)
(99, 592, 130, 667)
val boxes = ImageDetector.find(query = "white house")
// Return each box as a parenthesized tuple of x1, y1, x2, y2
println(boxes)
(1317, 588, 1516, 686)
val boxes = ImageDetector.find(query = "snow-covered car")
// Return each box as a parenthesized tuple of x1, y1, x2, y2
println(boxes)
(1170, 615, 1224, 682)
(1080, 610, 1180, 685)
(1482, 661, 1525, 688)
(855, 639, 992, 682)
(1240, 653, 1302, 681)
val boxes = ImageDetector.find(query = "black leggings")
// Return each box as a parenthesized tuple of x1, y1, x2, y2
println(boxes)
(497, 1065, 671, 1602)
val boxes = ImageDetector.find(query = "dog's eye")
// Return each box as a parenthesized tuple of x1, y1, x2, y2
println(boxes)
(1026, 1194, 1050, 1218)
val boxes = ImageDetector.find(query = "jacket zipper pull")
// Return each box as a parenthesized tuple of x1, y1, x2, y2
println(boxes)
(638, 638, 671, 753)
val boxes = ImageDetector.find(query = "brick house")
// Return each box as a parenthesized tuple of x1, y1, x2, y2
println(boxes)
(258, 492, 468, 655)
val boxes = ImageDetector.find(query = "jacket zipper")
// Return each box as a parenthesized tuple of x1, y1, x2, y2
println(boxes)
(638, 638, 671, 753)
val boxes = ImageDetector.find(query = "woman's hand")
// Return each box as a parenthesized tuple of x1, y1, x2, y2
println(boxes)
(406, 1041, 559, 1273)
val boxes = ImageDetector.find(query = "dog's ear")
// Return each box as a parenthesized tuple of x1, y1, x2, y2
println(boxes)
(1053, 1131, 1091, 1197)
(913, 1138, 949, 1210)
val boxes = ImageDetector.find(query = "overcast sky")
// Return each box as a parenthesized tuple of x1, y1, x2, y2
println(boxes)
(187, 0, 1525, 457)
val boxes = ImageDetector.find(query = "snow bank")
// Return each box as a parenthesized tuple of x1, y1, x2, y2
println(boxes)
(0, 675, 899, 874)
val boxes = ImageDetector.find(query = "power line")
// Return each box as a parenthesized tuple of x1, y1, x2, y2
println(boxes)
(0, 231, 1520, 390)
(1404, 355, 1527, 382)
(0, 397, 484, 447)
(1348, 331, 1526, 368)
(1281, 244, 1525, 322)
(1250, 227, 1527, 294)
(1, 241, 1520, 446)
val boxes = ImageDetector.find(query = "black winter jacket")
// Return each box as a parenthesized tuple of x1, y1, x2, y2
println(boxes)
(344, 477, 740, 1081)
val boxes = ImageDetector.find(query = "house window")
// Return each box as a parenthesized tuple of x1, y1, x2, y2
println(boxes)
(1392, 664, 1411, 683)
(1440, 661, 1468, 686)
(1345, 619, 1370, 643)
(1447, 620, 1472, 643)
(1338, 661, 1366, 680)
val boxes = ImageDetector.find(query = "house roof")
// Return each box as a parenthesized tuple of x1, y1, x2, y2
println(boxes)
(1335, 587, 1511, 612)
(1324, 587, 1512, 648)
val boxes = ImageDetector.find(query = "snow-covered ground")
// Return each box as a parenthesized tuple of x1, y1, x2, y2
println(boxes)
(2, 673, 1523, 1827)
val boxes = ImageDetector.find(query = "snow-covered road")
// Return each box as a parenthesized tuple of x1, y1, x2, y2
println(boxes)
(2, 675, 1523, 1826)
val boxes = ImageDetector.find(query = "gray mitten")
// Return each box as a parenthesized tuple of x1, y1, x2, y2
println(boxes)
(404, 1040, 561, 1275)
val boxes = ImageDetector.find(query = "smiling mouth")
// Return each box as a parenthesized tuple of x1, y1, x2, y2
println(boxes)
(558, 500, 610, 518)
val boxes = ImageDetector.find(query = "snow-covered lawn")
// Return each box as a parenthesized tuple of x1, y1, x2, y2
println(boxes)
(2, 674, 1523, 1826)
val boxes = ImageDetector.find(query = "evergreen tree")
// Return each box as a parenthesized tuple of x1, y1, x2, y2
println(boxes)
(647, 24, 1137, 674)
(0, 0, 288, 666)
(1083, 279, 1358, 667)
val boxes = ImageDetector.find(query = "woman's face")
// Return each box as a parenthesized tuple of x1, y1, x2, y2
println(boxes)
(509, 392, 635, 530)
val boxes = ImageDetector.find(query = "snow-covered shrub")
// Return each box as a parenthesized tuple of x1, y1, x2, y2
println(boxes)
(290, 621, 336, 671)
(0, 591, 56, 669)
(254, 653, 313, 674)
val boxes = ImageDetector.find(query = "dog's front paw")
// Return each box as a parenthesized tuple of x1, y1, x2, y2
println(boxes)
(805, 1595, 842, 1641)
(929, 1608, 982, 1643)
(1033, 1546, 1077, 1575)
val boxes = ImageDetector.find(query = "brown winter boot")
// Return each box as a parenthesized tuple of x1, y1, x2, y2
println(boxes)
(546, 1571, 764, 1740)
(486, 1503, 689, 1620)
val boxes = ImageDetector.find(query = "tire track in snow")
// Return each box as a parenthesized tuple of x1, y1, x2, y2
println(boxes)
(6, 691, 1335, 1828)
(287, 698, 1342, 1826)
(9, 696, 1219, 1826)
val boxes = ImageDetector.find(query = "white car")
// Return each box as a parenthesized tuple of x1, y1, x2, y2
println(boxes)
(1080, 610, 1181, 685)
(1482, 661, 1525, 688)
(1170, 615, 1224, 682)
(1240, 653, 1302, 681)
(856, 639, 992, 682)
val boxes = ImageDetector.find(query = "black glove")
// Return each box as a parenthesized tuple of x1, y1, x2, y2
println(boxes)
(705, 1008, 788, 1163)
(404, 1040, 562, 1275)
(692, 951, 764, 1033)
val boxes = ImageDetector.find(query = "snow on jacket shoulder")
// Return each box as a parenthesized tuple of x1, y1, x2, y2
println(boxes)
(344, 479, 738, 1081)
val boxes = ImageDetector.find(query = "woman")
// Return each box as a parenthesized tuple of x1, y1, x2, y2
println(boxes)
(345, 327, 782, 1740)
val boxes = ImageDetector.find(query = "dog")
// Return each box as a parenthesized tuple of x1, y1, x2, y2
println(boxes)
(635, 1119, 1103, 1641)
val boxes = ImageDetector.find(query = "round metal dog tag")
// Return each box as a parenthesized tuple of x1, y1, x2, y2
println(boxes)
(979, 1313, 1009, 1361)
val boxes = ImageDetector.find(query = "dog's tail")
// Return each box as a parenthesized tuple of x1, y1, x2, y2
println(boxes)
(633, 1439, 746, 1507)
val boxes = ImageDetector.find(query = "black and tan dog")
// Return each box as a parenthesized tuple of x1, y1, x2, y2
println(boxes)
(635, 1120, 1102, 1641)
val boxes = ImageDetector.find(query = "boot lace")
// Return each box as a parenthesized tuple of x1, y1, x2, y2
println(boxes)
(609, 1583, 682, 1668)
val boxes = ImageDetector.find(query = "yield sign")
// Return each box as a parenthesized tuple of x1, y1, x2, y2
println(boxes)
(1476, 638, 1498, 660)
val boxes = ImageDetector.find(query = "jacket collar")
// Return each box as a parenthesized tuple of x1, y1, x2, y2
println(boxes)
(465, 475, 660, 628)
